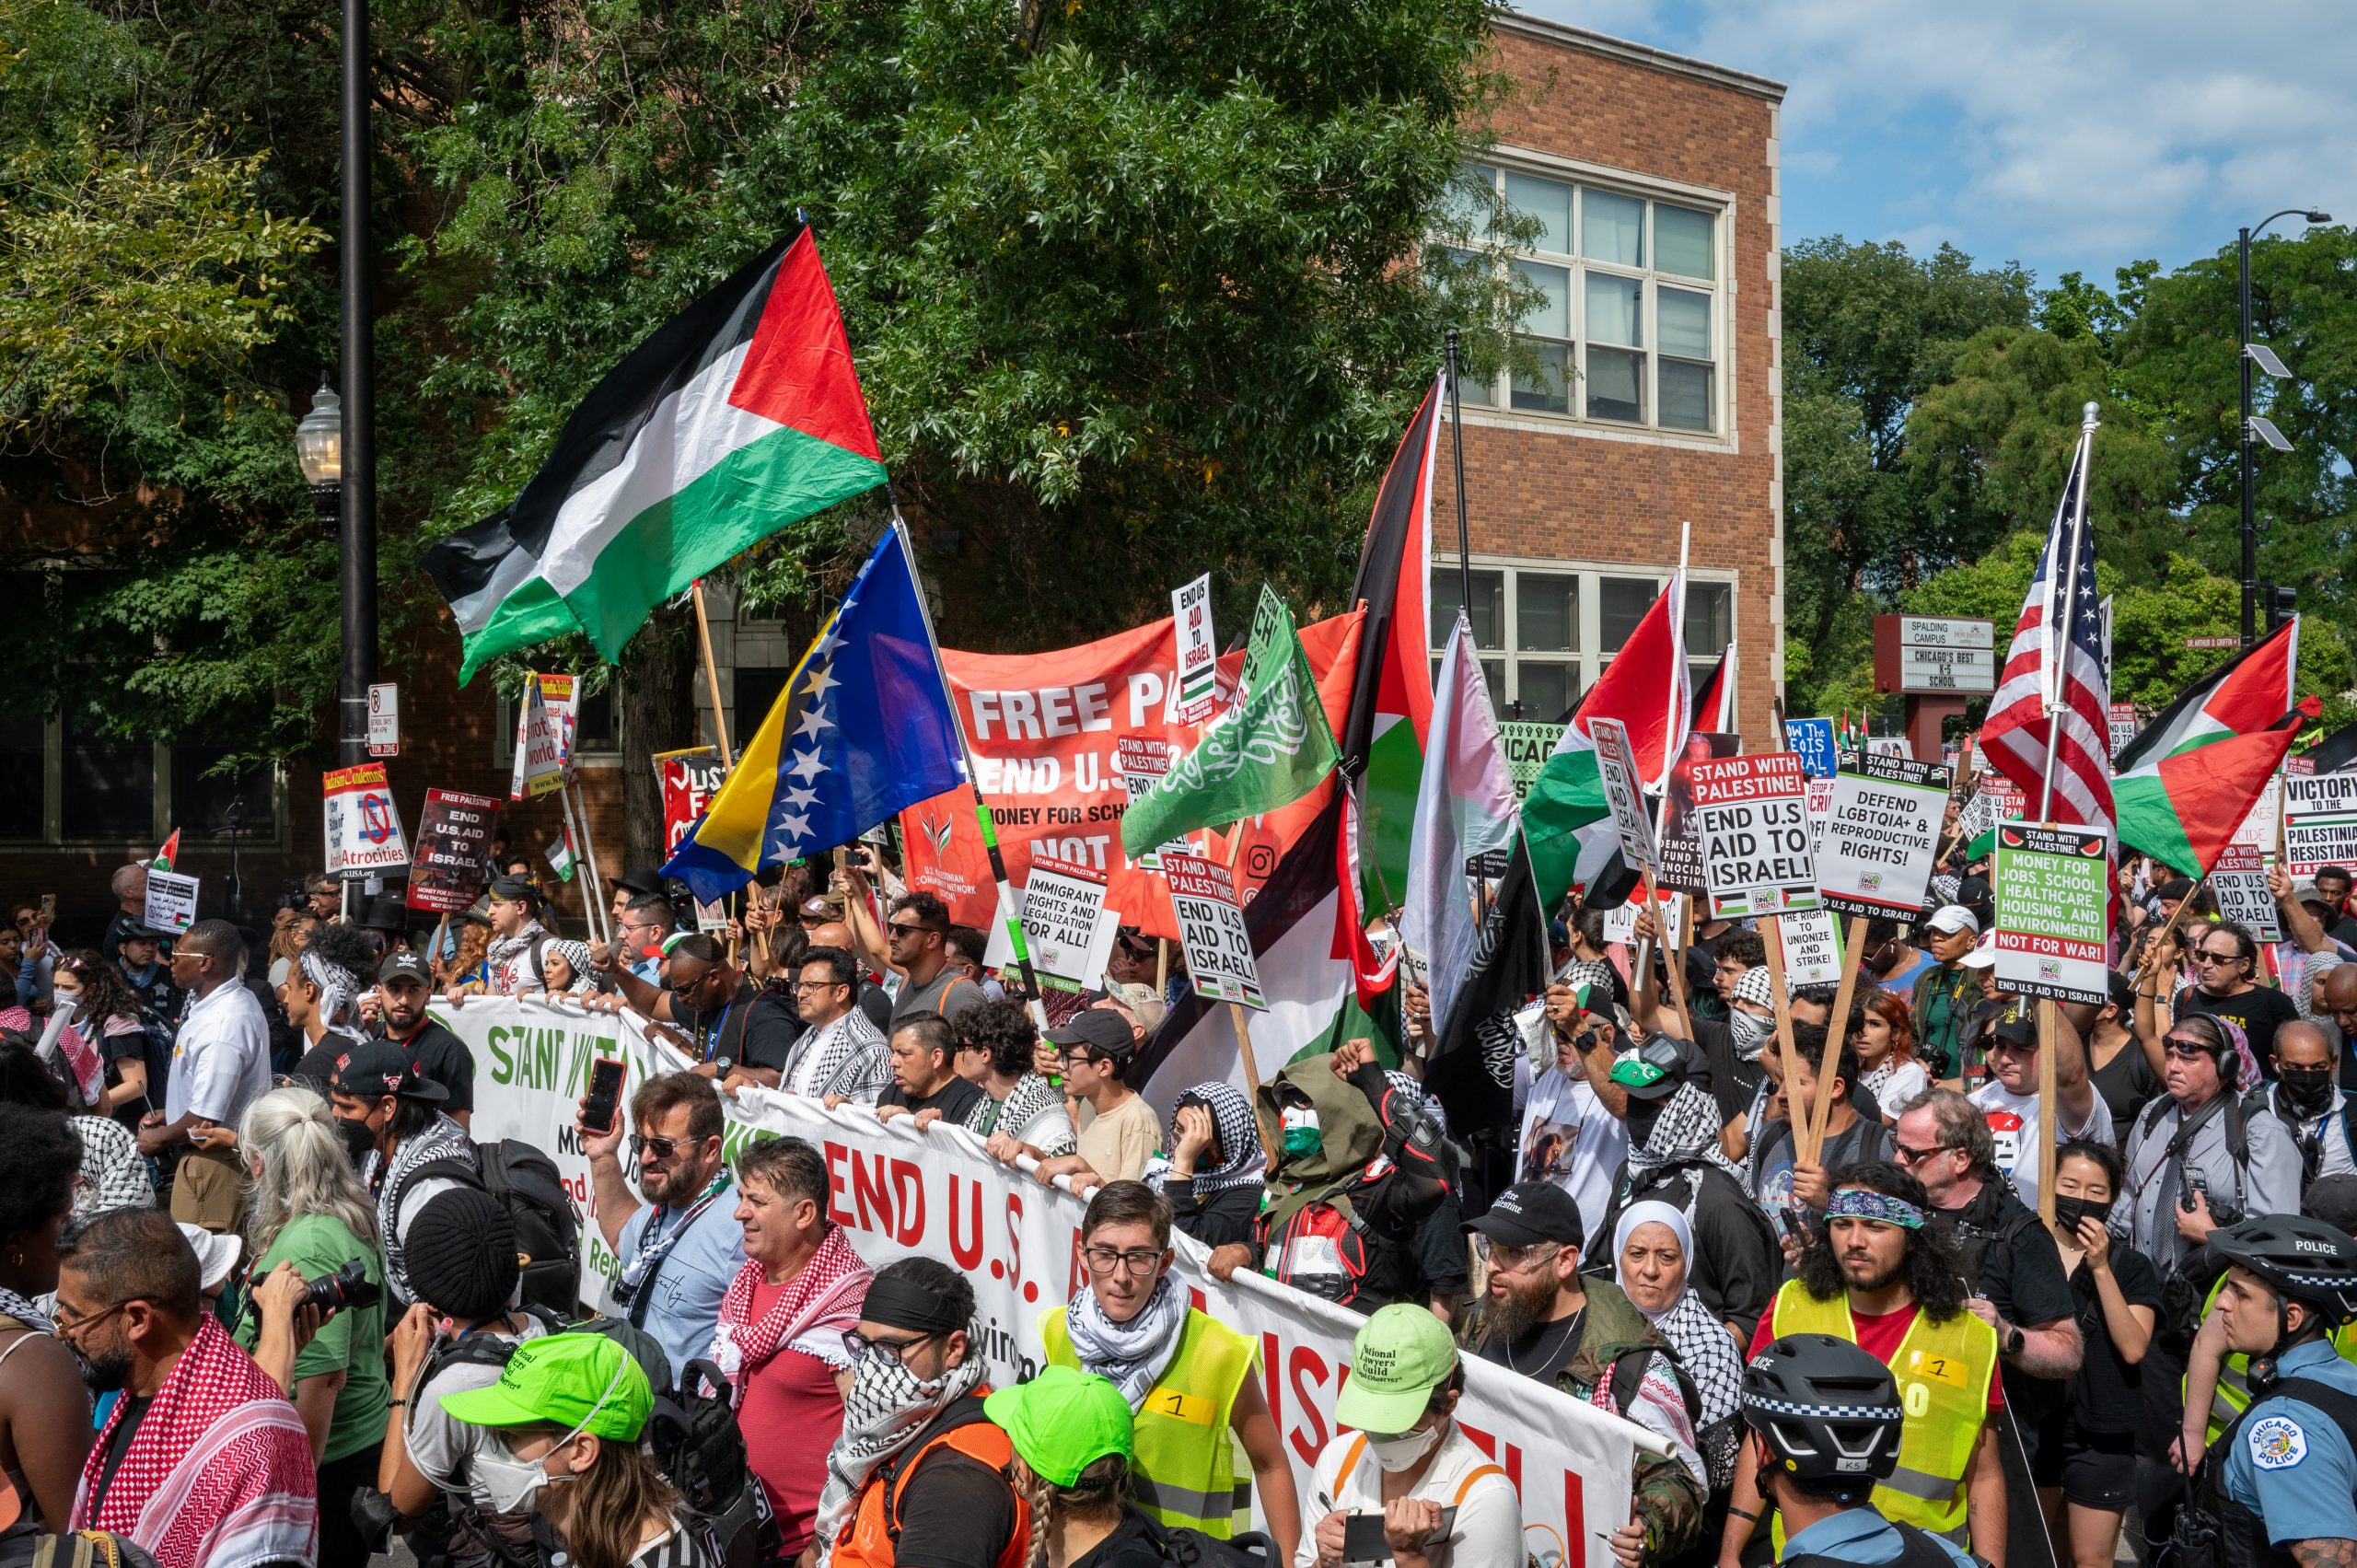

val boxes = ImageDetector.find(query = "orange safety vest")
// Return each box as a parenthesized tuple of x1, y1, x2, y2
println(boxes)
(830, 1392, 1031, 1568)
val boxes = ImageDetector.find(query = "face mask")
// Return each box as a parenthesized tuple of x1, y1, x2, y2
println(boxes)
(1280, 1105, 1321, 1158)
(1728, 1009, 1774, 1058)
(1624, 1099, 1664, 1146)
(335, 1115, 377, 1168)
(2051, 1195, 2112, 1235)
(1364, 1422, 1443, 1472)
(475, 1431, 581, 1515)
(2280, 1068, 2338, 1113)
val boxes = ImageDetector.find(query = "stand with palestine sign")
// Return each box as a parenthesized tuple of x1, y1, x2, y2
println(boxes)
(1689, 753, 1819, 918)
(1991, 822, 2111, 1005)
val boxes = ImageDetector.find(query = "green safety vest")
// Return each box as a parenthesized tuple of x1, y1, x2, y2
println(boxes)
(2192, 1273, 2357, 1444)
(1771, 1280, 1997, 1546)
(1043, 1304, 1256, 1536)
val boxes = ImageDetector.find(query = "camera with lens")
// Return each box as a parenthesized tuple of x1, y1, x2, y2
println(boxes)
(301, 1258, 382, 1316)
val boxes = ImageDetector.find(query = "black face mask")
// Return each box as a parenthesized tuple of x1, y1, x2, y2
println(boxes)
(335, 1114, 377, 1170)
(2051, 1195, 2112, 1235)
(2280, 1067, 2339, 1113)
(1624, 1098, 1665, 1147)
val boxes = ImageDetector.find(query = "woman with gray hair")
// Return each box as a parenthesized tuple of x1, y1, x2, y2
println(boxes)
(232, 1083, 392, 1564)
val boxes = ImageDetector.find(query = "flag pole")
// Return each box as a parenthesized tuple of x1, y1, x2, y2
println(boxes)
(568, 778, 613, 947)
(891, 515, 1051, 1027)
(1635, 524, 1693, 1026)
(691, 580, 737, 770)
(1444, 333, 1473, 633)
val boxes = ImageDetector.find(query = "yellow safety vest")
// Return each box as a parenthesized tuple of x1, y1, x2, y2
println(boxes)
(1043, 1304, 1257, 1537)
(1771, 1280, 1996, 1545)
(2192, 1274, 2357, 1444)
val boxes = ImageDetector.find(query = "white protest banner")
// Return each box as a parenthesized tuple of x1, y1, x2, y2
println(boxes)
(1991, 821, 2112, 1005)
(1817, 753, 1946, 921)
(1775, 906, 1845, 988)
(1866, 737, 1908, 761)
(447, 997, 1647, 1568)
(2282, 772, 2357, 876)
(1688, 753, 1819, 918)
(1115, 735, 1197, 870)
(2210, 842, 2280, 942)
(143, 869, 199, 935)
(1586, 717, 1658, 873)
(323, 762, 412, 878)
(2232, 773, 2283, 865)
(984, 856, 1118, 986)
(1163, 852, 1263, 1007)
(1171, 575, 1218, 725)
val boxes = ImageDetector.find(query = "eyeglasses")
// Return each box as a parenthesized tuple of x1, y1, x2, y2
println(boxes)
(53, 1297, 140, 1334)
(628, 1134, 693, 1162)
(1892, 1141, 1954, 1166)
(887, 922, 941, 940)
(795, 979, 847, 993)
(1472, 1236, 1561, 1273)
(2196, 951, 2241, 967)
(1059, 1049, 1106, 1068)
(668, 973, 714, 1003)
(1082, 1246, 1164, 1276)
(2164, 1040, 2215, 1062)
(842, 1328, 942, 1362)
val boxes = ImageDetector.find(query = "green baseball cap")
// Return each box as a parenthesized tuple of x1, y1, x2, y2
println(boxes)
(439, 1333, 653, 1442)
(1335, 1304, 1459, 1435)
(983, 1366, 1134, 1487)
(1608, 1056, 1678, 1100)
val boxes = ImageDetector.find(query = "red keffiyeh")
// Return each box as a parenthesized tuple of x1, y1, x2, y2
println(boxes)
(73, 1314, 317, 1568)
(711, 1225, 871, 1403)
(0, 1005, 101, 1106)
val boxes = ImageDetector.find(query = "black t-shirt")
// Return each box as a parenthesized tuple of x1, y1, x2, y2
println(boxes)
(1692, 1016, 1763, 1129)
(1167, 1179, 1260, 1249)
(1476, 1306, 1587, 1386)
(2070, 1248, 2165, 1433)
(387, 1019, 477, 1112)
(1069, 1508, 1174, 1568)
(858, 981, 892, 1035)
(893, 1447, 1020, 1568)
(2176, 984, 2302, 1075)
(2089, 1036, 2163, 1136)
(95, 1392, 153, 1498)
(878, 1075, 987, 1121)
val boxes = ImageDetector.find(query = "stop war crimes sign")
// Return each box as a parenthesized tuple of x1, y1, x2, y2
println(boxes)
(1689, 753, 1820, 919)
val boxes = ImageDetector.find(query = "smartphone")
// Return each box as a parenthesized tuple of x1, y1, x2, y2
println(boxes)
(1341, 1506, 1456, 1562)
(36, 894, 53, 926)
(583, 1057, 627, 1136)
(2182, 1172, 2208, 1214)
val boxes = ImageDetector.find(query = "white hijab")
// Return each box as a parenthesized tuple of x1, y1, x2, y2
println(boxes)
(1610, 1199, 1696, 1325)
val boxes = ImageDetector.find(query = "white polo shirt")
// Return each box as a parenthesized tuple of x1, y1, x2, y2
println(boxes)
(165, 980, 271, 1128)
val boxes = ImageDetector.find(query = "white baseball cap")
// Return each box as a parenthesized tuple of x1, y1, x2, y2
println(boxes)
(176, 1223, 243, 1294)
(1924, 905, 1980, 936)
(1960, 932, 1999, 970)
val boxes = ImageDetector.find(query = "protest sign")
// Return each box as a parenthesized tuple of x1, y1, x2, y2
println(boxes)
(984, 855, 1118, 986)
(1776, 906, 1845, 988)
(538, 672, 581, 769)
(2107, 702, 2137, 755)
(1991, 822, 2112, 1005)
(1114, 735, 1198, 870)
(1866, 737, 1908, 761)
(1171, 575, 1218, 724)
(509, 679, 567, 800)
(2282, 772, 2357, 877)
(143, 869, 199, 935)
(448, 996, 1646, 1568)
(1587, 718, 1658, 873)
(2210, 842, 2280, 942)
(1784, 718, 1838, 779)
(655, 750, 727, 858)
(1602, 889, 1682, 949)
(1805, 776, 1836, 856)
(1817, 753, 1946, 920)
(1688, 753, 1818, 918)
(324, 762, 411, 878)
(2233, 773, 2283, 861)
(407, 789, 501, 913)
(1656, 732, 1740, 893)
(1498, 721, 1569, 802)
(1163, 852, 1264, 1007)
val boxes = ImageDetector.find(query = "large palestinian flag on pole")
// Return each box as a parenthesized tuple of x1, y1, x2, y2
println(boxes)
(2111, 619, 2298, 773)
(2113, 721, 2301, 876)
(422, 226, 887, 680)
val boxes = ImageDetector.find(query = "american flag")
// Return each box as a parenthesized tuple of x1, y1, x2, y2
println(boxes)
(1979, 425, 2115, 833)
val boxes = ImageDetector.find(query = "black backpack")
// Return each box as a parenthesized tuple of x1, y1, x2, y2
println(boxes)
(662, 1360, 784, 1568)
(394, 1140, 583, 1314)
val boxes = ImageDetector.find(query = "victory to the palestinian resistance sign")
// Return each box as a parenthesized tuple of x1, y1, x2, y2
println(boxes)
(1991, 821, 2111, 1005)
(1687, 752, 1819, 918)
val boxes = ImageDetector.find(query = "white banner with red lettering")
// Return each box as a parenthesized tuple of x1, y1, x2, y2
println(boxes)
(445, 996, 1643, 1568)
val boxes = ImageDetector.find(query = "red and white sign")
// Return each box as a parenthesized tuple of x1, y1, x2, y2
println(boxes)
(655, 751, 728, 858)
(324, 762, 411, 877)
(1164, 852, 1263, 1008)
(1687, 753, 1818, 918)
(2210, 842, 2279, 942)
(367, 682, 400, 759)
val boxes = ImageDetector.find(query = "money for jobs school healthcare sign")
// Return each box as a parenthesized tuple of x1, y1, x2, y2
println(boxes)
(1688, 752, 1819, 919)
(443, 997, 1646, 1568)
(1991, 822, 2111, 1005)
(1817, 754, 1946, 921)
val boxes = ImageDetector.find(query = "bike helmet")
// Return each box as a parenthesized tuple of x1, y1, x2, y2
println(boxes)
(2211, 1215, 2357, 1323)
(1739, 1334, 1904, 1494)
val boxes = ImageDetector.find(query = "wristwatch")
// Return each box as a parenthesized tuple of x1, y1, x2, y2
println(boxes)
(2004, 1324, 2026, 1356)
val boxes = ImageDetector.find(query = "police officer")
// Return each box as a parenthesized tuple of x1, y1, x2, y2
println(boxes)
(2205, 1215, 2357, 1568)
(1734, 1333, 1981, 1568)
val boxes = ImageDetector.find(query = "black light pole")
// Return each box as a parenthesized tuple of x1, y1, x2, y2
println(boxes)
(338, 0, 377, 762)
(2237, 206, 2329, 646)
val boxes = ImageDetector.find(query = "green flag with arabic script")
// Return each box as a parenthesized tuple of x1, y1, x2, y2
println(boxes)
(1120, 586, 1341, 857)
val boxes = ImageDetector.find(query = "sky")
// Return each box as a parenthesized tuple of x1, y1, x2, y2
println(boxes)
(1516, 0, 2353, 290)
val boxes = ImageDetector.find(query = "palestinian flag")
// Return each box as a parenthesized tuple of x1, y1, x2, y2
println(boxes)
(1332, 783, 1399, 1011)
(1341, 379, 1441, 913)
(2112, 619, 2298, 772)
(1690, 642, 1736, 730)
(2113, 719, 2302, 876)
(150, 829, 179, 873)
(422, 226, 887, 681)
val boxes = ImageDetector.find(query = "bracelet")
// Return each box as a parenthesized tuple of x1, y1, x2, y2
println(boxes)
(1728, 1507, 1759, 1523)
(388, 1399, 407, 1409)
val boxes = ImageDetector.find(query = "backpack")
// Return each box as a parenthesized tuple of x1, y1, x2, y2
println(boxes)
(659, 1360, 784, 1568)
(394, 1142, 584, 1316)
(1142, 1519, 1277, 1566)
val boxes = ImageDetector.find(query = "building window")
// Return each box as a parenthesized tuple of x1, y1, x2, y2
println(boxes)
(1430, 561, 1736, 722)
(0, 704, 281, 849)
(1447, 164, 1724, 436)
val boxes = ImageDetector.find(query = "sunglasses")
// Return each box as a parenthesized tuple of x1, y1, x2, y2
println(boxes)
(1892, 1141, 1954, 1166)
(628, 1133, 696, 1162)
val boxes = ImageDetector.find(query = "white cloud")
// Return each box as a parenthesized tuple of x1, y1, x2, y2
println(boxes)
(1515, 0, 2356, 276)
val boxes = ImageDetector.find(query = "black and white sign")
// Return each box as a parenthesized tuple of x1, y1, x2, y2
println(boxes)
(1163, 852, 1264, 1008)
(2210, 843, 2280, 943)
(144, 869, 200, 935)
(368, 682, 400, 759)
(1689, 754, 1819, 919)
(1776, 906, 1845, 988)
(1817, 754, 1946, 920)
(1588, 718, 1658, 872)
(2283, 772, 2357, 877)
(986, 857, 1118, 986)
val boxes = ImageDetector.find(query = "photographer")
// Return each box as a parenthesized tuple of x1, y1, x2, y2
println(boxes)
(234, 1084, 390, 1565)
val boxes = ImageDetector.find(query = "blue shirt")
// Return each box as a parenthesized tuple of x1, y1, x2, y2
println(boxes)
(1782, 1507, 1978, 1568)
(2223, 1337, 2357, 1545)
(613, 1179, 745, 1382)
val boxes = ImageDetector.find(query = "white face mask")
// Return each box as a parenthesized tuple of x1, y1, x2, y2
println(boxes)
(472, 1352, 628, 1515)
(1364, 1422, 1443, 1472)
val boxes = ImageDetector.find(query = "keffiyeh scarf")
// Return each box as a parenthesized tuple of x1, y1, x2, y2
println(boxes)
(786, 1008, 890, 1101)
(1062, 1273, 1190, 1410)
(1144, 1082, 1265, 1196)
(486, 922, 552, 996)
(0, 1287, 50, 1333)
(544, 938, 599, 994)
(4, 1004, 102, 1106)
(814, 1341, 987, 1547)
(363, 1112, 473, 1299)
(712, 1225, 872, 1401)
(1625, 1082, 1743, 1185)
(1610, 1202, 1743, 1488)
(72, 1315, 317, 1568)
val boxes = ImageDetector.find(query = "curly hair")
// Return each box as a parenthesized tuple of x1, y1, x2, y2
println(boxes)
(958, 998, 1039, 1081)
(1794, 1159, 1968, 1323)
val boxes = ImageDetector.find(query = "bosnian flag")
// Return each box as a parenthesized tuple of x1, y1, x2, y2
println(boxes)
(423, 226, 887, 681)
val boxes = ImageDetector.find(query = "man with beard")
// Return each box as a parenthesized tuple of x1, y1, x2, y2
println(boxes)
(2251, 1018, 2357, 1184)
(1583, 1043, 1778, 1343)
(58, 1211, 315, 1568)
(329, 1040, 477, 1313)
(820, 1257, 1028, 1568)
(1718, 1164, 2006, 1567)
(1631, 911, 1773, 1130)
(371, 951, 476, 1125)
(1466, 1182, 1703, 1566)
(578, 1069, 738, 1384)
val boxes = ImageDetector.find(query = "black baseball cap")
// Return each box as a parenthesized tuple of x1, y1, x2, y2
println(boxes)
(378, 951, 432, 986)
(328, 1039, 448, 1102)
(1463, 1181, 1584, 1249)
(1043, 1008, 1135, 1061)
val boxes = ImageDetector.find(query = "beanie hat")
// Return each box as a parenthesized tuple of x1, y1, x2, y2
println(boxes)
(403, 1187, 518, 1321)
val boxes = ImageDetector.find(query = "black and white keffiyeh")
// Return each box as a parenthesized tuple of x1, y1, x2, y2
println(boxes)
(1062, 1273, 1190, 1410)
(1144, 1081, 1264, 1196)
(363, 1112, 474, 1299)
(814, 1341, 987, 1547)
(1611, 1201, 1744, 1488)
(1625, 1081, 1742, 1185)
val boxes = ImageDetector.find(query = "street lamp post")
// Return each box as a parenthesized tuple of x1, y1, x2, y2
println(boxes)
(2237, 206, 2330, 646)
(335, 0, 376, 762)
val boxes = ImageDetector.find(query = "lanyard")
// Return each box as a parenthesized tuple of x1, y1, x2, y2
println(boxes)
(699, 1002, 736, 1063)
(614, 1172, 733, 1314)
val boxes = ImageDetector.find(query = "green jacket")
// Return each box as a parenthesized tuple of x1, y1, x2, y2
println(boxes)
(1910, 962, 1980, 1078)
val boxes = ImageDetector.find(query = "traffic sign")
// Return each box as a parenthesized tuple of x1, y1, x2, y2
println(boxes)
(367, 682, 400, 758)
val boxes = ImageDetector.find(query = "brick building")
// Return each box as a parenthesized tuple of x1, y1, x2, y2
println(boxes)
(9, 12, 1782, 941)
